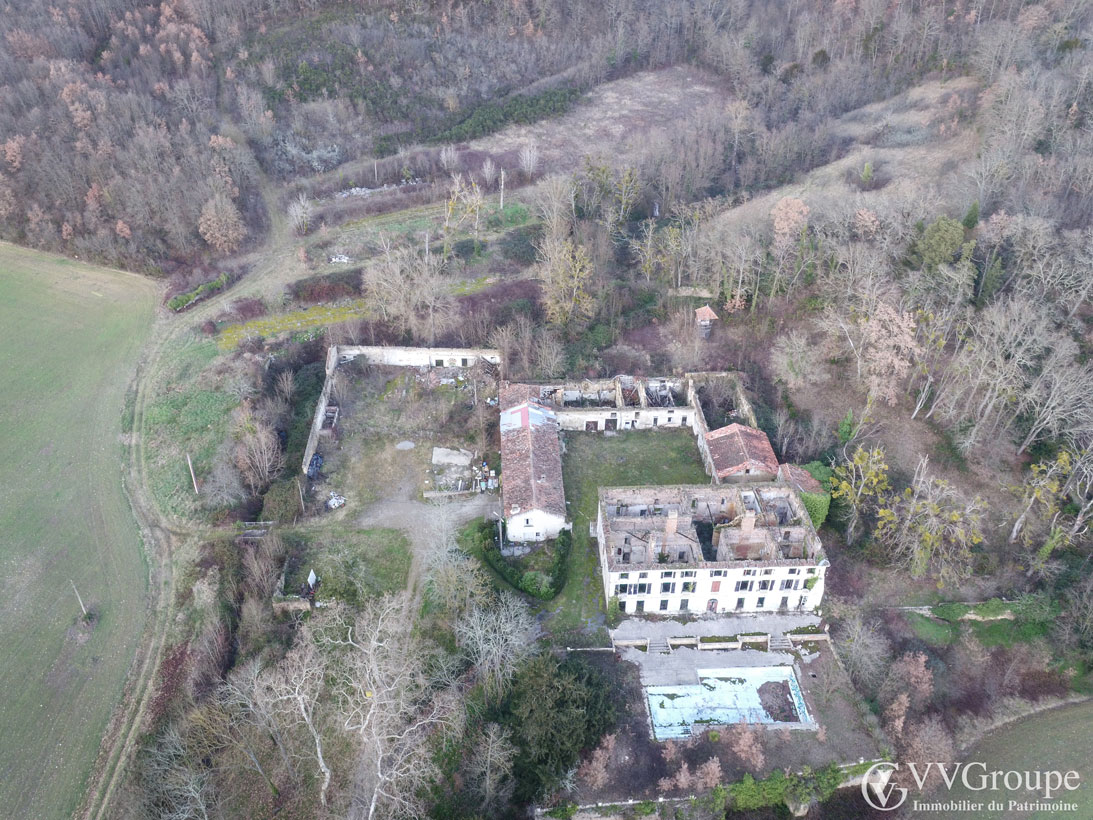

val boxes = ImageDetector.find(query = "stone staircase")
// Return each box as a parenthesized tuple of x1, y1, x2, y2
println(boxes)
(769, 633, 793, 652)
(647, 637, 672, 654)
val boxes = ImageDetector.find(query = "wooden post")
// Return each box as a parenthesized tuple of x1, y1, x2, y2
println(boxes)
(186, 453, 198, 494)
(374, 160, 378, 184)
(296, 478, 306, 513)
(71, 580, 87, 618)
(499, 168, 505, 210)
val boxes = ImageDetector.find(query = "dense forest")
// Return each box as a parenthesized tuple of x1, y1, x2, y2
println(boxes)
(4, 0, 1088, 269)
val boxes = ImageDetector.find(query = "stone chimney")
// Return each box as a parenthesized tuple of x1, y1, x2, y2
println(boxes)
(665, 509, 678, 536)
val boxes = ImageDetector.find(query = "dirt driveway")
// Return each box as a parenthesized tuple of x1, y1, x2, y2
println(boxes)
(356, 491, 501, 603)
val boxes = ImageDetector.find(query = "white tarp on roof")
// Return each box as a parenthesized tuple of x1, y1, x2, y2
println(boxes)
(499, 401, 556, 433)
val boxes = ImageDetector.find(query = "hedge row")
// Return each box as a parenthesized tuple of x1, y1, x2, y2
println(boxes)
(470, 522, 573, 600)
(433, 87, 581, 143)
(168, 272, 230, 311)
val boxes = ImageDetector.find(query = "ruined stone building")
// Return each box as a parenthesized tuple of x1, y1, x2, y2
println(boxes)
(595, 484, 827, 615)
(703, 422, 780, 482)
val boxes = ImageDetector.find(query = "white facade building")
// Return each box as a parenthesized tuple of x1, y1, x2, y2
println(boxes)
(595, 484, 827, 615)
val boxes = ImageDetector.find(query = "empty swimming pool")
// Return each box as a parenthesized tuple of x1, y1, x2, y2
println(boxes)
(646, 666, 813, 740)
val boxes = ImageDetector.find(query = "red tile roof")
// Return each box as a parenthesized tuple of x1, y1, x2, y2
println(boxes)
(703, 423, 778, 479)
(500, 384, 566, 519)
(778, 463, 824, 494)
(694, 304, 719, 322)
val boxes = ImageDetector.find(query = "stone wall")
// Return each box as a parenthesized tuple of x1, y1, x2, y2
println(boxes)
(300, 344, 501, 474)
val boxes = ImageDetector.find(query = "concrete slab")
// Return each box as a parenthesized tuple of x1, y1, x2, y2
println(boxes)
(431, 446, 473, 466)
(611, 612, 821, 643)
(620, 645, 798, 687)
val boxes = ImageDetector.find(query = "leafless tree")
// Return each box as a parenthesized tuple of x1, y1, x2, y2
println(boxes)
(439, 144, 458, 174)
(287, 192, 314, 235)
(878, 457, 986, 588)
(456, 591, 538, 701)
(771, 331, 826, 390)
(480, 157, 498, 189)
(142, 723, 215, 820)
(1016, 353, 1093, 454)
(234, 412, 285, 493)
(259, 633, 334, 807)
(832, 611, 892, 691)
(466, 723, 516, 812)
(317, 597, 455, 820)
(518, 142, 539, 179)
(204, 441, 246, 507)
(424, 527, 488, 617)
(537, 175, 575, 242)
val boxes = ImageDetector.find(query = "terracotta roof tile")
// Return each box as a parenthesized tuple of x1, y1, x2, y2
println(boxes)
(694, 304, 719, 322)
(500, 385, 566, 519)
(778, 463, 824, 494)
(703, 423, 778, 478)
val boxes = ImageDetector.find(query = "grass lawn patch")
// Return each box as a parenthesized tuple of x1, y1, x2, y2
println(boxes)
(217, 299, 371, 349)
(905, 612, 956, 646)
(0, 243, 156, 820)
(286, 527, 411, 605)
(143, 337, 239, 521)
(543, 430, 707, 638)
(968, 618, 1051, 648)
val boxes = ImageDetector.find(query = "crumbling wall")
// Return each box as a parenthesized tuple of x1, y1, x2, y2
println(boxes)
(336, 345, 501, 368)
(300, 344, 502, 474)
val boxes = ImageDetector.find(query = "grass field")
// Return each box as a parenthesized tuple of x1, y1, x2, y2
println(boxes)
(915, 701, 1093, 819)
(0, 243, 156, 819)
(545, 430, 708, 641)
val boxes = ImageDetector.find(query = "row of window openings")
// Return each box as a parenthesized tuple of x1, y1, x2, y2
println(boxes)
(618, 595, 810, 613)
(616, 568, 816, 579)
(736, 579, 804, 591)
(616, 578, 807, 595)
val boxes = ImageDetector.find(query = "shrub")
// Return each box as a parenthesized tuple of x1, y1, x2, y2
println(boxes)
(962, 200, 980, 230)
(801, 491, 831, 528)
(802, 460, 834, 490)
(433, 87, 581, 143)
(261, 478, 301, 523)
(168, 272, 230, 311)
(932, 602, 971, 622)
(286, 268, 363, 303)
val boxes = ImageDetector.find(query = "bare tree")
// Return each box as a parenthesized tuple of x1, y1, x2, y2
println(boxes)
(877, 456, 986, 588)
(771, 331, 826, 390)
(456, 592, 538, 701)
(1017, 355, 1093, 454)
(832, 611, 892, 691)
(234, 411, 285, 493)
(204, 441, 246, 507)
(317, 597, 454, 820)
(480, 157, 498, 190)
(518, 142, 539, 179)
(466, 723, 516, 812)
(537, 175, 575, 242)
(287, 193, 314, 235)
(141, 723, 215, 820)
(424, 527, 488, 617)
(539, 236, 596, 328)
(439, 144, 458, 174)
(259, 635, 333, 807)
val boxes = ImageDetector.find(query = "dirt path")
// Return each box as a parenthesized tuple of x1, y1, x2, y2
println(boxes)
(357, 492, 500, 607)
(77, 155, 302, 819)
